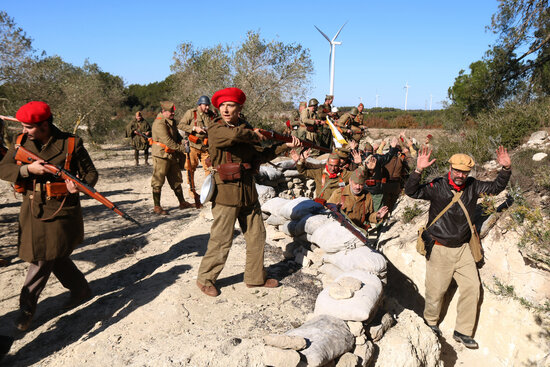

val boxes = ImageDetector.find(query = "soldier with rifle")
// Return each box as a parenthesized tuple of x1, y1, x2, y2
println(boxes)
(151, 101, 194, 214)
(178, 96, 216, 206)
(126, 111, 151, 166)
(0, 101, 99, 331)
(327, 167, 389, 232)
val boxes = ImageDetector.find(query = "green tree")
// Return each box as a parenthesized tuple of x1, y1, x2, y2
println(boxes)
(0, 11, 33, 85)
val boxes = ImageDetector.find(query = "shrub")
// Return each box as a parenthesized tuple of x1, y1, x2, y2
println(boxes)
(402, 203, 423, 223)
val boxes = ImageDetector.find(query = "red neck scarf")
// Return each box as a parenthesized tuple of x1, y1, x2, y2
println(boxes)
(325, 165, 339, 179)
(448, 171, 466, 192)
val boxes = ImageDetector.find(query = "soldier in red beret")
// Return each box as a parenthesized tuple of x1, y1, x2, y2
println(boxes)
(196, 88, 301, 297)
(0, 101, 98, 331)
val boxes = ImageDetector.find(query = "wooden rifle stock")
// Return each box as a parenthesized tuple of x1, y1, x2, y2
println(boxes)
(14, 146, 141, 227)
(257, 129, 331, 153)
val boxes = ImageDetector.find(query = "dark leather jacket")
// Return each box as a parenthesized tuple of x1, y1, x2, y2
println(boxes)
(405, 169, 511, 247)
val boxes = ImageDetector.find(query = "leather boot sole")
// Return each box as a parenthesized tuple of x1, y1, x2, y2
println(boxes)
(153, 206, 168, 215)
(196, 281, 219, 297)
(246, 278, 279, 288)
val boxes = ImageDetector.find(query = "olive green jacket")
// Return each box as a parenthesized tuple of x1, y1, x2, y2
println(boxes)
(327, 185, 378, 228)
(126, 118, 151, 150)
(0, 127, 98, 262)
(208, 117, 289, 207)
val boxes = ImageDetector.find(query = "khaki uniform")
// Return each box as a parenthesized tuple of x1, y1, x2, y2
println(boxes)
(327, 185, 378, 229)
(197, 117, 289, 287)
(178, 108, 216, 192)
(299, 108, 318, 143)
(383, 150, 413, 212)
(126, 118, 151, 164)
(336, 113, 354, 137)
(355, 113, 365, 125)
(151, 113, 186, 193)
(0, 126, 98, 315)
(296, 162, 351, 200)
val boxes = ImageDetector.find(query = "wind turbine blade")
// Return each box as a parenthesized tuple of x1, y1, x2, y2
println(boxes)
(314, 25, 331, 42)
(332, 21, 348, 42)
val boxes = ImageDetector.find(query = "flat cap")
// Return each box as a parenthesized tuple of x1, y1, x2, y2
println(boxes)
(328, 152, 341, 162)
(16, 101, 52, 124)
(160, 101, 175, 112)
(211, 88, 246, 109)
(448, 153, 475, 171)
(350, 168, 365, 185)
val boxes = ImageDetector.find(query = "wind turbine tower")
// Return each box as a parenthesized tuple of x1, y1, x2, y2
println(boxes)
(314, 22, 347, 96)
(404, 82, 410, 111)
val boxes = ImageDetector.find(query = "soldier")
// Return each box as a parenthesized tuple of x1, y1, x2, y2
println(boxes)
(178, 96, 216, 203)
(355, 103, 365, 125)
(363, 137, 399, 211)
(317, 96, 335, 149)
(299, 98, 320, 147)
(126, 111, 151, 166)
(327, 168, 388, 230)
(290, 102, 306, 139)
(291, 150, 352, 200)
(0, 101, 98, 331)
(383, 144, 415, 213)
(151, 101, 193, 215)
(196, 87, 301, 297)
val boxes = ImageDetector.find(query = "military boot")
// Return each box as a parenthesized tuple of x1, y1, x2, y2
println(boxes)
(134, 150, 139, 166)
(174, 187, 193, 209)
(152, 191, 168, 215)
(144, 151, 149, 166)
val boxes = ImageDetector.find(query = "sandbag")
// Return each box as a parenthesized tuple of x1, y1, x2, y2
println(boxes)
(266, 214, 288, 226)
(302, 214, 331, 235)
(259, 165, 284, 181)
(281, 220, 297, 237)
(286, 315, 354, 367)
(314, 271, 383, 322)
(323, 247, 387, 279)
(275, 159, 298, 170)
(310, 221, 364, 253)
(279, 198, 324, 220)
(256, 184, 276, 205)
(262, 197, 289, 215)
(291, 214, 314, 237)
(284, 169, 301, 178)
(318, 263, 345, 281)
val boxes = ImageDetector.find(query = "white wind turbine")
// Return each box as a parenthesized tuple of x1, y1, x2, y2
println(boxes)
(404, 82, 410, 111)
(314, 22, 347, 96)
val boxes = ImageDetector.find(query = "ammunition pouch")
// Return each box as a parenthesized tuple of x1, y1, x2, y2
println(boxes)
(45, 182, 69, 199)
(217, 162, 243, 181)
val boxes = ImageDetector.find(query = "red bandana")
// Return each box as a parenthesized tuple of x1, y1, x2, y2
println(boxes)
(448, 171, 466, 191)
(325, 165, 338, 179)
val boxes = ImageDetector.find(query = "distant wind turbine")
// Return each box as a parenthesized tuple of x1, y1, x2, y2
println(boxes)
(314, 22, 347, 96)
(404, 82, 410, 111)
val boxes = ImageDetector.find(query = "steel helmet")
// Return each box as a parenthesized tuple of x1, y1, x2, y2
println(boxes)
(308, 98, 319, 107)
(197, 95, 211, 106)
(350, 107, 359, 116)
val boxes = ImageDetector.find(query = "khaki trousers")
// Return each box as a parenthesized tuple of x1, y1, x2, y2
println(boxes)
(184, 147, 210, 191)
(20, 258, 88, 314)
(151, 156, 183, 191)
(424, 243, 480, 336)
(197, 202, 267, 287)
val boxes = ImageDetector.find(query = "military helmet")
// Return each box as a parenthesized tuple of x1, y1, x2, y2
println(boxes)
(197, 95, 211, 106)
(308, 98, 319, 107)
(350, 107, 359, 116)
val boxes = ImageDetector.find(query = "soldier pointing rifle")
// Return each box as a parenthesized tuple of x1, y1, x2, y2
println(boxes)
(0, 101, 98, 331)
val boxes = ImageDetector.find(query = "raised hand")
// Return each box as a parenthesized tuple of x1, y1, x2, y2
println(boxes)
(290, 149, 300, 163)
(351, 149, 362, 164)
(348, 140, 358, 150)
(416, 146, 436, 171)
(390, 137, 398, 148)
(365, 155, 377, 170)
(376, 206, 389, 220)
(285, 136, 302, 148)
(496, 146, 511, 169)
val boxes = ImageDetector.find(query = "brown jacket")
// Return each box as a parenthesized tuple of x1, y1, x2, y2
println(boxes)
(296, 162, 351, 199)
(0, 126, 98, 262)
(208, 117, 289, 207)
(327, 185, 378, 228)
(151, 113, 186, 160)
(178, 108, 216, 150)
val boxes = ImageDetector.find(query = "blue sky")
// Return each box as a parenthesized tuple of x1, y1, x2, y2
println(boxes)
(2, 0, 499, 110)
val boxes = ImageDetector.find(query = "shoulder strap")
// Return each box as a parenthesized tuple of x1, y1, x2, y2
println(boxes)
(427, 190, 463, 229)
(457, 198, 475, 234)
(193, 110, 197, 126)
(64, 136, 76, 170)
(15, 133, 26, 167)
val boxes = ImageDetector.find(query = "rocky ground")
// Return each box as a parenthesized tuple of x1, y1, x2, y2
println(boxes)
(0, 129, 548, 366)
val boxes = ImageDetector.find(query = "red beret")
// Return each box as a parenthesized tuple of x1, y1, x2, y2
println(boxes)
(211, 88, 246, 109)
(16, 101, 52, 124)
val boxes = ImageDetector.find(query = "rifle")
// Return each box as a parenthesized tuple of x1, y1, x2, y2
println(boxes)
(0, 115, 19, 123)
(14, 145, 141, 227)
(134, 130, 177, 154)
(314, 198, 373, 248)
(257, 129, 331, 153)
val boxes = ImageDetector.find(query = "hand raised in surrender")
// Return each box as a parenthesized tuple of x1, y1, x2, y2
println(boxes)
(416, 146, 436, 171)
(496, 146, 511, 169)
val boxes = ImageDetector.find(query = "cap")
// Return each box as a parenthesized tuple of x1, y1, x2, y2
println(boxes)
(448, 153, 475, 171)
(335, 148, 349, 159)
(363, 142, 373, 153)
(325, 94, 334, 100)
(426, 134, 433, 140)
(16, 101, 52, 124)
(211, 88, 246, 108)
(328, 152, 340, 162)
(350, 168, 365, 185)
(160, 101, 175, 112)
